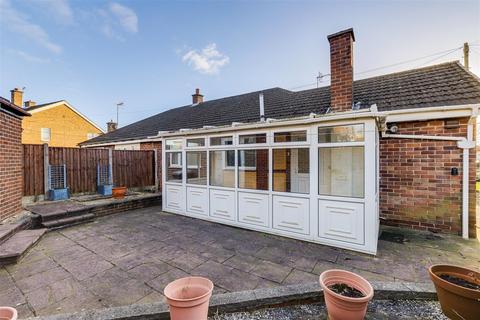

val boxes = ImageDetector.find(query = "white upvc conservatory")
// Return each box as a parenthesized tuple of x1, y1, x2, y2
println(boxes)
(161, 112, 380, 254)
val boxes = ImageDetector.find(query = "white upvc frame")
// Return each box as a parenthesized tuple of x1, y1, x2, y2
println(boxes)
(162, 117, 379, 255)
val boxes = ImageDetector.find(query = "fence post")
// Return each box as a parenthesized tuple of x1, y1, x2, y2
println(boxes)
(153, 149, 159, 192)
(43, 143, 49, 199)
(108, 148, 113, 185)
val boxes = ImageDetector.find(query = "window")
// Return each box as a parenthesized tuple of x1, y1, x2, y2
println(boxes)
(87, 133, 99, 140)
(40, 128, 51, 142)
(318, 146, 364, 198)
(186, 151, 207, 185)
(209, 150, 234, 188)
(318, 124, 364, 143)
(210, 136, 233, 146)
(166, 139, 182, 150)
(239, 133, 266, 144)
(274, 130, 307, 143)
(166, 152, 182, 182)
(273, 148, 310, 194)
(238, 149, 268, 190)
(187, 138, 205, 147)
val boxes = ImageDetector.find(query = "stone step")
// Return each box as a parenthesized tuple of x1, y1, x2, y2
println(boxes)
(41, 213, 95, 229)
(0, 221, 29, 246)
(39, 207, 92, 223)
(0, 229, 47, 266)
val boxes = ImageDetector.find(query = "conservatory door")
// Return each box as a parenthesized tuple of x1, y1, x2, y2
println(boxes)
(290, 148, 309, 194)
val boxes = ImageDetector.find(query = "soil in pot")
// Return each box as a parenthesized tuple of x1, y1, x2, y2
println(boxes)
(439, 274, 480, 291)
(328, 283, 366, 298)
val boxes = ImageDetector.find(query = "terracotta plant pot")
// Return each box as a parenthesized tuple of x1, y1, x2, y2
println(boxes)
(429, 264, 480, 320)
(319, 269, 374, 320)
(0, 307, 17, 320)
(164, 276, 213, 320)
(112, 187, 127, 199)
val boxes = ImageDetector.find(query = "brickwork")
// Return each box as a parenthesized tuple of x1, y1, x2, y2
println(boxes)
(92, 194, 161, 217)
(380, 117, 476, 236)
(0, 111, 24, 221)
(140, 142, 162, 191)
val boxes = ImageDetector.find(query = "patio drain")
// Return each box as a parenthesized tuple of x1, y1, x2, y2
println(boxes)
(379, 231, 407, 244)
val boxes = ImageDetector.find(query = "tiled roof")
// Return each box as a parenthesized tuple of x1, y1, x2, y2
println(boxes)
(81, 61, 480, 145)
(0, 96, 30, 117)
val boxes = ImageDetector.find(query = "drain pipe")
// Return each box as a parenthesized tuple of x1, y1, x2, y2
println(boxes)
(382, 126, 475, 239)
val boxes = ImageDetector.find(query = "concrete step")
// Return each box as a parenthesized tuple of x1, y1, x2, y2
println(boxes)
(42, 213, 95, 229)
(39, 207, 92, 223)
(0, 229, 47, 266)
(0, 221, 29, 246)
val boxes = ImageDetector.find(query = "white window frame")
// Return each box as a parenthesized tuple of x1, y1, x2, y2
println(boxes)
(40, 128, 51, 142)
(272, 128, 309, 145)
(238, 132, 268, 146)
(209, 135, 234, 148)
(186, 137, 206, 149)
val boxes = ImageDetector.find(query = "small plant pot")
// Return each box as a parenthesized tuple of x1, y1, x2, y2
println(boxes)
(164, 276, 213, 320)
(429, 264, 480, 320)
(112, 187, 127, 199)
(0, 307, 17, 320)
(319, 269, 374, 320)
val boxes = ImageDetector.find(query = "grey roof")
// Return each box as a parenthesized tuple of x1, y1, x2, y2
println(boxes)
(81, 61, 480, 146)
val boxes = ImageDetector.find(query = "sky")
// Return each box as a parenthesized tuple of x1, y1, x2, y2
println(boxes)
(1, 0, 479, 131)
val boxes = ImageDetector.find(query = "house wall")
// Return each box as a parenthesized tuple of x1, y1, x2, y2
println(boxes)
(379, 117, 477, 237)
(22, 103, 103, 147)
(0, 110, 24, 221)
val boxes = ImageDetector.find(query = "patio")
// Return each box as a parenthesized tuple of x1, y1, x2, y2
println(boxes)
(1, 205, 479, 318)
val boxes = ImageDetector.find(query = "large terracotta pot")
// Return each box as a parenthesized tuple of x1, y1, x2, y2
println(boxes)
(0, 307, 17, 320)
(112, 187, 127, 199)
(429, 264, 480, 320)
(319, 269, 374, 320)
(164, 276, 213, 320)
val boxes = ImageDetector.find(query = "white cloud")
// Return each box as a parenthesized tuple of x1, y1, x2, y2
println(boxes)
(9, 49, 51, 63)
(0, 0, 62, 54)
(182, 43, 230, 75)
(109, 2, 138, 34)
(32, 0, 74, 25)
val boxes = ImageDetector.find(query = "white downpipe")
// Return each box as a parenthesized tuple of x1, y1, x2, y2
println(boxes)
(381, 130, 474, 239)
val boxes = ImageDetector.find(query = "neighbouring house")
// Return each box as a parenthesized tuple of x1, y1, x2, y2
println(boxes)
(9, 88, 104, 148)
(0, 96, 30, 221)
(80, 28, 480, 254)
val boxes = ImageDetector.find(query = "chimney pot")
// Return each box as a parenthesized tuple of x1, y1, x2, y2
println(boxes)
(24, 100, 36, 108)
(192, 88, 204, 104)
(10, 88, 24, 107)
(327, 28, 355, 113)
(107, 120, 118, 133)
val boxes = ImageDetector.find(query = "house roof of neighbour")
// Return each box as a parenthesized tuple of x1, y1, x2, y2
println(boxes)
(81, 61, 480, 146)
(23, 100, 64, 112)
(0, 96, 30, 117)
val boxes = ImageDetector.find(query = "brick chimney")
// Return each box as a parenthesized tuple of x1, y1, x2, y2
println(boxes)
(10, 88, 23, 107)
(192, 88, 204, 104)
(24, 100, 36, 108)
(107, 120, 118, 132)
(327, 28, 355, 112)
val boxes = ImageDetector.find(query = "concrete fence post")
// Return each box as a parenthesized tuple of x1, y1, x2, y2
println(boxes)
(43, 143, 49, 199)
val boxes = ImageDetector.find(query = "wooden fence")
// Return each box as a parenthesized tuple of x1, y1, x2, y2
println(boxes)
(23, 144, 156, 197)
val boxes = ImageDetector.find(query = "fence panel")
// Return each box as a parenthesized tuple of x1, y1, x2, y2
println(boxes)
(23, 145, 155, 197)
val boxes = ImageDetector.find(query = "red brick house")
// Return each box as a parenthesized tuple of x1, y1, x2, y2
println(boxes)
(0, 96, 30, 221)
(81, 29, 480, 254)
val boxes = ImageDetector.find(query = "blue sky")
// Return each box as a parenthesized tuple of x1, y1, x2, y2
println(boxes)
(1, 0, 479, 131)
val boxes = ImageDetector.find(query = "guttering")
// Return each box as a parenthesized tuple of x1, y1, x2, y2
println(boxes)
(381, 104, 477, 123)
(381, 104, 478, 239)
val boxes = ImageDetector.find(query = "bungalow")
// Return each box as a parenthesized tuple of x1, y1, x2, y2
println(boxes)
(81, 29, 480, 254)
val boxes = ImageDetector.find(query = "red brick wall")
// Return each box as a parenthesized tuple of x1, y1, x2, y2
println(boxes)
(140, 142, 162, 191)
(0, 111, 24, 221)
(380, 117, 476, 236)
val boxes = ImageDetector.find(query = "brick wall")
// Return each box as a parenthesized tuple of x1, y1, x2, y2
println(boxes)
(0, 111, 24, 221)
(140, 142, 162, 191)
(380, 117, 476, 236)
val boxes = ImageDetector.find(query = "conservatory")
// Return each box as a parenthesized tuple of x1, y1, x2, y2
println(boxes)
(161, 113, 379, 254)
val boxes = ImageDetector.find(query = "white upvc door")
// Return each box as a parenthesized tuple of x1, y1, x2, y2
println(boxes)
(290, 148, 310, 194)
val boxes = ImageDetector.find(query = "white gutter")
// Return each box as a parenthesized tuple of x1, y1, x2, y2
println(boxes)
(381, 105, 478, 239)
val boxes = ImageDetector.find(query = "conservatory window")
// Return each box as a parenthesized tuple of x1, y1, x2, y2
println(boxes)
(187, 138, 205, 147)
(318, 124, 364, 143)
(166, 139, 183, 150)
(210, 136, 233, 146)
(239, 133, 267, 144)
(209, 150, 235, 188)
(273, 148, 310, 194)
(186, 151, 207, 185)
(238, 149, 268, 190)
(274, 130, 307, 143)
(166, 152, 182, 182)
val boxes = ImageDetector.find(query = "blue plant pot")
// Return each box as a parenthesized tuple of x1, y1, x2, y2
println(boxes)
(48, 188, 69, 201)
(98, 184, 113, 196)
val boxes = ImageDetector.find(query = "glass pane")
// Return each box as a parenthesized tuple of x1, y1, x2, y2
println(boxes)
(318, 124, 364, 143)
(186, 151, 207, 185)
(166, 139, 182, 150)
(274, 131, 307, 143)
(187, 138, 205, 147)
(166, 152, 182, 182)
(209, 150, 235, 188)
(318, 147, 364, 197)
(239, 133, 266, 144)
(238, 149, 268, 190)
(273, 148, 310, 194)
(210, 136, 233, 146)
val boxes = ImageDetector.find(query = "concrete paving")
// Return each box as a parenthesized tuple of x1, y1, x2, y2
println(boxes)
(1, 205, 479, 318)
